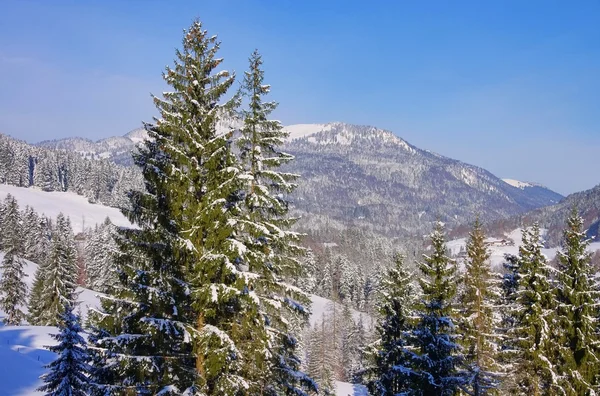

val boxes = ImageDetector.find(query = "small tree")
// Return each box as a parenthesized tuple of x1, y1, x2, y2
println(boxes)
(32, 213, 78, 326)
(458, 218, 501, 394)
(408, 221, 465, 395)
(38, 303, 90, 396)
(508, 224, 560, 394)
(555, 208, 600, 394)
(367, 254, 416, 395)
(0, 194, 27, 325)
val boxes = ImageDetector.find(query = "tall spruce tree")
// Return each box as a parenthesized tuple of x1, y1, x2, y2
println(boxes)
(555, 208, 600, 394)
(238, 49, 316, 395)
(458, 218, 501, 395)
(87, 67, 198, 393)
(38, 302, 90, 396)
(408, 221, 464, 395)
(90, 21, 280, 395)
(508, 224, 561, 395)
(367, 254, 416, 395)
(0, 194, 27, 325)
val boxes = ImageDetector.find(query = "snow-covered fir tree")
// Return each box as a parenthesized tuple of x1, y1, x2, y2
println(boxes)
(38, 302, 90, 396)
(237, 49, 316, 395)
(29, 213, 78, 326)
(506, 224, 560, 394)
(497, 252, 520, 389)
(367, 254, 416, 395)
(457, 218, 501, 395)
(84, 217, 118, 293)
(555, 208, 600, 394)
(151, 23, 271, 394)
(87, 82, 197, 394)
(0, 194, 27, 325)
(408, 221, 465, 395)
(307, 316, 335, 395)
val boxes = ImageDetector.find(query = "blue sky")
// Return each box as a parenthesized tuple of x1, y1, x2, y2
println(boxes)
(1, 0, 599, 194)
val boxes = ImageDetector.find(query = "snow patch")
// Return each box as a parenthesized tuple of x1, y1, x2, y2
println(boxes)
(284, 123, 333, 141)
(335, 381, 368, 396)
(502, 179, 541, 189)
(0, 185, 134, 232)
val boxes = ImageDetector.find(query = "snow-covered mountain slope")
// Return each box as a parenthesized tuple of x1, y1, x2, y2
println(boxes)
(502, 178, 563, 206)
(483, 182, 600, 246)
(0, 324, 56, 395)
(281, 122, 563, 236)
(32, 121, 563, 237)
(309, 294, 373, 328)
(0, 184, 133, 232)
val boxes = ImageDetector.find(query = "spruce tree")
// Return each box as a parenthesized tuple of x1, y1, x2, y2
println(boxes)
(88, 91, 197, 393)
(508, 224, 560, 394)
(238, 49, 315, 395)
(307, 317, 335, 395)
(154, 24, 270, 394)
(458, 218, 501, 394)
(38, 302, 90, 396)
(555, 208, 600, 394)
(408, 221, 464, 395)
(85, 217, 118, 293)
(90, 20, 272, 395)
(31, 213, 78, 326)
(497, 253, 520, 392)
(367, 254, 416, 395)
(0, 194, 27, 325)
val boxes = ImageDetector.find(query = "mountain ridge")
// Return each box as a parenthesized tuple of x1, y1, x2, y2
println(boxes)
(33, 121, 564, 237)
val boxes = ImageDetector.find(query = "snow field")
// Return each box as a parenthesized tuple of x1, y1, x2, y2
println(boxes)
(0, 184, 133, 232)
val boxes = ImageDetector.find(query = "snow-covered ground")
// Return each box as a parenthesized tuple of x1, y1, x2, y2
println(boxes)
(0, 184, 133, 232)
(0, 253, 101, 395)
(335, 381, 368, 396)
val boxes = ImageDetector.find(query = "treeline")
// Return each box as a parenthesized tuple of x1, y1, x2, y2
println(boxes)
(364, 213, 600, 395)
(0, 133, 143, 207)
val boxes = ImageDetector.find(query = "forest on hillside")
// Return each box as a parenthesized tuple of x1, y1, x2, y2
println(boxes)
(0, 18, 599, 396)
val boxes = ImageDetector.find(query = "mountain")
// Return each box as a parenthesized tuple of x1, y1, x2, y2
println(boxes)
(502, 178, 563, 207)
(486, 183, 600, 246)
(37, 132, 140, 166)
(281, 122, 563, 236)
(33, 121, 563, 237)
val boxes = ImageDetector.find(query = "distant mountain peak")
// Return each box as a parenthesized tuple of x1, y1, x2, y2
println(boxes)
(124, 127, 149, 143)
(503, 178, 545, 189)
(284, 122, 417, 153)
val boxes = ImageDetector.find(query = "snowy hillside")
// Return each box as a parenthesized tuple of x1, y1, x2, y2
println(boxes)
(0, 252, 101, 395)
(0, 185, 133, 232)
(0, 252, 365, 395)
(502, 178, 563, 205)
(0, 252, 101, 321)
